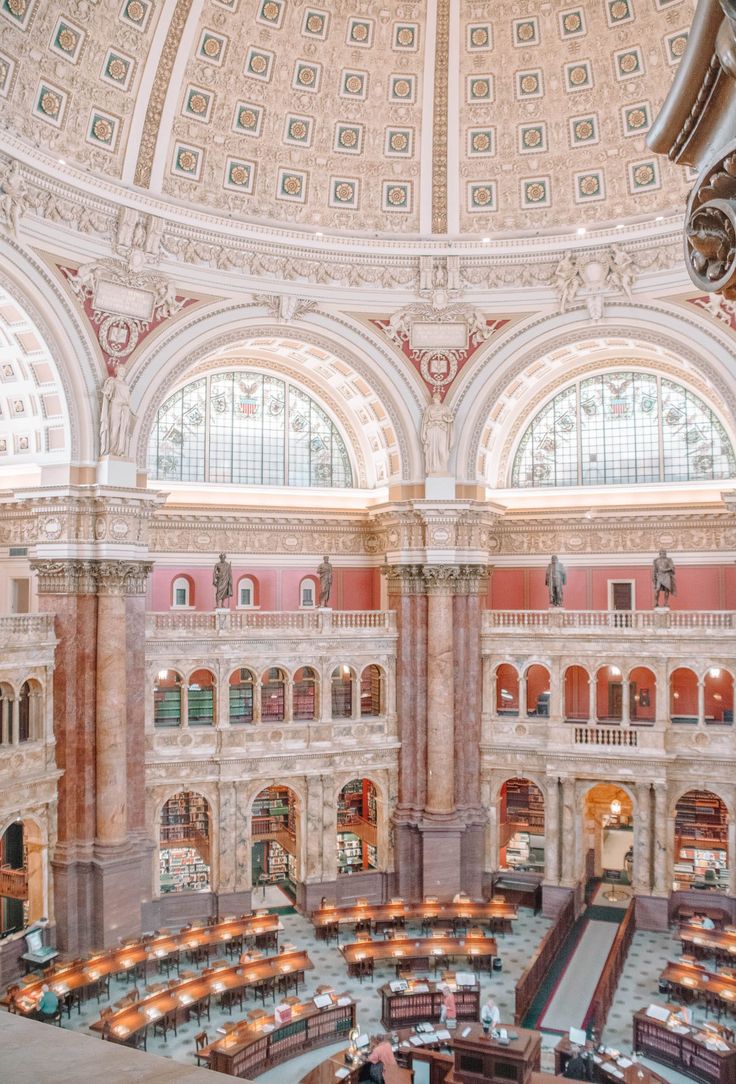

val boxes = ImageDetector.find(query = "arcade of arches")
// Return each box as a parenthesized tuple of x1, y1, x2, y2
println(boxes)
(5, 0, 736, 1077)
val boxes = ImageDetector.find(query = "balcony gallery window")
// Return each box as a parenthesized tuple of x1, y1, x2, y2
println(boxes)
(511, 371, 736, 488)
(148, 371, 353, 487)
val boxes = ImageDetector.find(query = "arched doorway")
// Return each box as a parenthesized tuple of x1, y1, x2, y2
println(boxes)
(629, 667, 655, 725)
(0, 819, 45, 934)
(670, 667, 697, 724)
(337, 779, 378, 874)
(525, 665, 550, 718)
(498, 778, 545, 871)
(293, 667, 317, 720)
(187, 669, 216, 726)
(674, 790, 728, 890)
(704, 668, 734, 726)
(583, 784, 633, 887)
(251, 785, 300, 895)
(229, 668, 255, 724)
(495, 664, 519, 716)
(159, 791, 211, 894)
(596, 665, 623, 722)
(564, 665, 590, 721)
(154, 670, 183, 727)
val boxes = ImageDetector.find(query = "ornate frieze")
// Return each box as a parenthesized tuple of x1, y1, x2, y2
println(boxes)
(1, 489, 164, 551)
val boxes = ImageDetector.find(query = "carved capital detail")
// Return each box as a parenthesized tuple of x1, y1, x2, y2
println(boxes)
(383, 563, 489, 595)
(31, 559, 152, 596)
(94, 560, 153, 596)
(31, 559, 98, 595)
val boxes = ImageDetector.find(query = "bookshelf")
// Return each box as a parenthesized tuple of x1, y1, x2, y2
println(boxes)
(501, 779, 545, 871)
(380, 982, 479, 1029)
(337, 779, 378, 874)
(674, 791, 729, 889)
(251, 787, 298, 884)
(229, 675, 254, 724)
(188, 684, 214, 726)
(634, 1009, 736, 1084)
(160, 792, 210, 892)
(154, 687, 181, 727)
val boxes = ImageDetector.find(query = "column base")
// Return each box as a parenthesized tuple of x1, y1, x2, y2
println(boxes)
(91, 844, 151, 948)
(542, 883, 574, 919)
(634, 894, 669, 931)
(418, 817, 464, 899)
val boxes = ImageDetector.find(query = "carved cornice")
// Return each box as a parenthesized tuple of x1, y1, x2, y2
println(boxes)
(1, 488, 164, 550)
(31, 559, 153, 596)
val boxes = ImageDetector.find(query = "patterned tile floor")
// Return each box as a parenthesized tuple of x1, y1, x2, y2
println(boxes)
(48, 894, 555, 1081)
(17, 890, 701, 1083)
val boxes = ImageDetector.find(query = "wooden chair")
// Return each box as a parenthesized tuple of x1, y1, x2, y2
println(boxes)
(189, 992, 211, 1025)
(152, 1009, 177, 1042)
(253, 976, 276, 1006)
(220, 987, 243, 1014)
(194, 1031, 209, 1067)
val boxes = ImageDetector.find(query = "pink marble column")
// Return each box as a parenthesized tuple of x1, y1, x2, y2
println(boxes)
(95, 589, 129, 846)
(425, 579, 455, 816)
(414, 591, 428, 813)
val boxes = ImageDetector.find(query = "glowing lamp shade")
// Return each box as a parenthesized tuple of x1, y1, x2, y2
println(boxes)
(610, 799, 622, 816)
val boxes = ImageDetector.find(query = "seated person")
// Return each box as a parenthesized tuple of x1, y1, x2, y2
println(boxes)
(366, 1033, 397, 1083)
(453, 891, 470, 903)
(674, 1003, 692, 1026)
(701, 914, 716, 930)
(563, 1048, 591, 1080)
(36, 984, 59, 1021)
(480, 993, 500, 1032)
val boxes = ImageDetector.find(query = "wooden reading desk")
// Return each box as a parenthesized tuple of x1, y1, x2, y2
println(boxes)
(340, 933, 497, 977)
(554, 1035, 669, 1084)
(2, 913, 283, 1016)
(634, 1005, 736, 1084)
(661, 960, 736, 1009)
(491, 877, 542, 914)
(380, 976, 480, 1028)
(89, 949, 313, 1048)
(299, 1022, 538, 1084)
(201, 993, 356, 1078)
(313, 900, 516, 940)
(680, 924, 736, 963)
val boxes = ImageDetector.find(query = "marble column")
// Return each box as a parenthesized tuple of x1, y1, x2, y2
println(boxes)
(95, 585, 128, 847)
(622, 678, 631, 727)
(561, 778, 576, 885)
(549, 662, 562, 721)
(697, 679, 706, 727)
(10, 697, 19, 744)
(33, 559, 99, 953)
(425, 572, 455, 816)
(545, 778, 560, 885)
(518, 671, 527, 718)
(633, 782, 652, 894)
(728, 818, 736, 897)
(653, 783, 669, 896)
(0, 695, 8, 745)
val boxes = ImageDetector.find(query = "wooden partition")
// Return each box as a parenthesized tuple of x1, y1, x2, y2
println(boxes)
(514, 893, 575, 1025)
(583, 903, 635, 1037)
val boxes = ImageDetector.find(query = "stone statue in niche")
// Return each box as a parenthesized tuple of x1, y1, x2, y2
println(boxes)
(317, 555, 333, 607)
(421, 389, 454, 474)
(545, 555, 567, 607)
(652, 549, 676, 607)
(213, 553, 233, 609)
(99, 362, 134, 456)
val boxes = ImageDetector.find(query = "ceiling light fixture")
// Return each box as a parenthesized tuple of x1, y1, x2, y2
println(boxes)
(576, 227, 586, 236)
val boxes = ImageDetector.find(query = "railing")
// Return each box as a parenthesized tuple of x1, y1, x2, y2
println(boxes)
(483, 610, 736, 631)
(0, 614, 55, 641)
(0, 865, 28, 900)
(514, 892, 576, 1025)
(583, 903, 635, 1038)
(574, 727, 638, 747)
(147, 610, 396, 635)
(337, 813, 378, 845)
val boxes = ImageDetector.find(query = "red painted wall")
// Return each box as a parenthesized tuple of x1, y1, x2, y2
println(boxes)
(149, 566, 378, 611)
(489, 564, 735, 611)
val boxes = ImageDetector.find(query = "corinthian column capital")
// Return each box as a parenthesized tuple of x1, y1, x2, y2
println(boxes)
(94, 560, 153, 596)
(30, 559, 98, 595)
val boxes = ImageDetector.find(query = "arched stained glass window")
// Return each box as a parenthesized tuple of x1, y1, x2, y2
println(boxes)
(148, 371, 353, 487)
(511, 372, 736, 488)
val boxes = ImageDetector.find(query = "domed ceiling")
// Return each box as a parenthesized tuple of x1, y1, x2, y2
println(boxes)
(0, 0, 694, 236)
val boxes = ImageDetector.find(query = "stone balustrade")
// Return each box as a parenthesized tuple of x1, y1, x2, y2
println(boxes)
(0, 614, 56, 643)
(146, 609, 396, 638)
(483, 609, 736, 632)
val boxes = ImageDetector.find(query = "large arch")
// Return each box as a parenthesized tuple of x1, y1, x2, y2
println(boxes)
(0, 240, 99, 475)
(127, 306, 425, 485)
(453, 305, 736, 487)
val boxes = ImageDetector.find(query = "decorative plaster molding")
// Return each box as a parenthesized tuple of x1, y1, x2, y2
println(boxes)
(31, 558, 153, 596)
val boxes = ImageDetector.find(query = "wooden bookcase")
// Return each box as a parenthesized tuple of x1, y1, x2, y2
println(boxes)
(159, 792, 210, 892)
